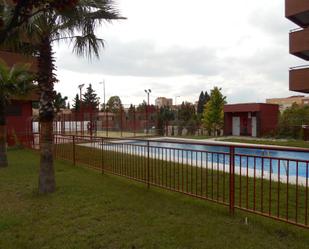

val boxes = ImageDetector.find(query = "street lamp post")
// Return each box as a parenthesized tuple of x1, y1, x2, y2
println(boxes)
(175, 95, 180, 106)
(78, 84, 85, 135)
(99, 81, 106, 111)
(144, 89, 151, 134)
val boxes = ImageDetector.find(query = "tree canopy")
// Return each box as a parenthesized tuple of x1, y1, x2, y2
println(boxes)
(107, 96, 123, 113)
(72, 94, 80, 111)
(202, 87, 226, 136)
(82, 84, 100, 110)
(53, 92, 68, 113)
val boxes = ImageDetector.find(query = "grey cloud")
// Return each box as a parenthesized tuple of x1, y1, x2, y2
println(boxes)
(56, 40, 221, 77)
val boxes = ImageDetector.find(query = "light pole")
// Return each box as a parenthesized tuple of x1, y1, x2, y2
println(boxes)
(78, 84, 85, 102)
(99, 81, 106, 111)
(78, 84, 85, 135)
(175, 96, 180, 106)
(144, 89, 151, 134)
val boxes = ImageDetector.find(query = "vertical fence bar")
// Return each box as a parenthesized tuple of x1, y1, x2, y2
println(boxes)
(229, 146, 235, 215)
(147, 141, 150, 188)
(72, 135, 76, 166)
(101, 137, 104, 174)
(305, 162, 309, 226)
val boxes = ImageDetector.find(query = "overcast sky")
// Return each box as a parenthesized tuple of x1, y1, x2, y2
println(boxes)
(54, 0, 305, 107)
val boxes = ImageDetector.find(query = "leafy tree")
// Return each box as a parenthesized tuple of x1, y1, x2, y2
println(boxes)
(278, 103, 309, 139)
(157, 106, 175, 135)
(197, 91, 205, 114)
(197, 91, 210, 116)
(178, 102, 196, 123)
(0, 1, 80, 44)
(177, 102, 196, 135)
(82, 84, 100, 110)
(3, 1, 124, 193)
(72, 94, 81, 111)
(53, 92, 68, 113)
(127, 104, 136, 121)
(67, 102, 70, 110)
(202, 87, 226, 136)
(0, 60, 34, 167)
(107, 96, 123, 113)
(136, 100, 147, 113)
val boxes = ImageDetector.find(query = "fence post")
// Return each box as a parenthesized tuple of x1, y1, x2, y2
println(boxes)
(101, 137, 104, 174)
(73, 135, 76, 166)
(229, 146, 235, 215)
(147, 140, 150, 189)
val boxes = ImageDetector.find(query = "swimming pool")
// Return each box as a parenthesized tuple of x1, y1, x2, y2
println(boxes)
(103, 140, 309, 180)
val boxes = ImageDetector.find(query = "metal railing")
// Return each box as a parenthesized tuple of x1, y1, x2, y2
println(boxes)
(24, 133, 309, 229)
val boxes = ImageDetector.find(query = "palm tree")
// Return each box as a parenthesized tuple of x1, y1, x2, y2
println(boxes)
(3, 1, 124, 193)
(0, 60, 34, 167)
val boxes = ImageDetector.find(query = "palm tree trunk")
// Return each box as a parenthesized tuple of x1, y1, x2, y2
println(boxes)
(0, 105, 8, 168)
(38, 36, 56, 193)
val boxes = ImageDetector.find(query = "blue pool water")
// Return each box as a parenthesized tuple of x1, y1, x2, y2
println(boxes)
(114, 140, 309, 178)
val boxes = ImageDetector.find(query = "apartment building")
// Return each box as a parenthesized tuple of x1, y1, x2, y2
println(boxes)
(266, 95, 309, 111)
(155, 97, 173, 108)
(286, 0, 309, 93)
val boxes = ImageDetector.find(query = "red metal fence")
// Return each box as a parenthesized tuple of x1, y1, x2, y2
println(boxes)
(22, 133, 309, 229)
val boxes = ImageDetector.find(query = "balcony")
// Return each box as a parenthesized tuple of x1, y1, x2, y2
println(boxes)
(286, 0, 309, 27)
(289, 65, 309, 93)
(0, 51, 37, 72)
(290, 27, 309, 60)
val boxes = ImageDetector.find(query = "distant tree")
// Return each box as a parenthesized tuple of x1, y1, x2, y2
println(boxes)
(278, 103, 309, 139)
(67, 102, 71, 110)
(136, 100, 147, 113)
(202, 87, 226, 136)
(0, 61, 34, 167)
(178, 102, 196, 135)
(197, 90, 210, 116)
(107, 96, 123, 113)
(127, 104, 136, 121)
(197, 91, 205, 114)
(178, 102, 196, 123)
(72, 94, 81, 112)
(83, 84, 100, 110)
(157, 106, 175, 135)
(53, 92, 68, 113)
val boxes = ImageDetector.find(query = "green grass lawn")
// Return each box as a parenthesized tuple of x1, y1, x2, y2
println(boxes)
(56, 142, 309, 226)
(1, 149, 309, 249)
(220, 138, 309, 149)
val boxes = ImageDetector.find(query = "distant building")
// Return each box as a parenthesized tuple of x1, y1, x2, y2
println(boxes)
(266, 95, 309, 111)
(155, 97, 173, 108)
(224, 103, 279, 137)
(7, 92, 40, 146)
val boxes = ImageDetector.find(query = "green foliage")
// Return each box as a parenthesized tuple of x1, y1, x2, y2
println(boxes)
(177, 102, 197, 135)
(53, 92, 68, 113)
(278, 103, 309, 139)
(107, 96, 123, 113)
(127, 104, 136, 121)
(157, 106, 175, 135)
(2, 149, 309, 248)
(136, 100, 147, 113)
(82, 84, 99, 110)
(202, 87, 226, 136)
(0, 60, 34, 124)
(72, 94, 80, 111)
(197, 91, 210, 115)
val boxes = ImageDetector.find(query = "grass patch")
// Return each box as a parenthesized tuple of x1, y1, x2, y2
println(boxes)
(1, 149, 308, 249)
(55, 143, 309, 225)
(220, 138, 309, 149)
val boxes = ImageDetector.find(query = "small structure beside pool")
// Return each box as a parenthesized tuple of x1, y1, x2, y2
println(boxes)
(224, 103, 279, 137)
